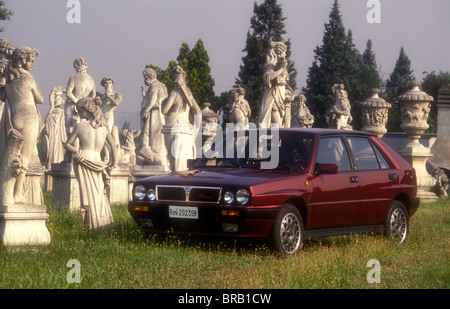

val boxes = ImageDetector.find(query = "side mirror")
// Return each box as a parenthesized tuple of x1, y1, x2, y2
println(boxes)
(314, 163, 338, 175)
(187, 159, 197, 169)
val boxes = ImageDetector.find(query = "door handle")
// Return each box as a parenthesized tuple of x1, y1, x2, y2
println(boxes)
(350, 176, 359, 183)
(389, 173, 398, 180)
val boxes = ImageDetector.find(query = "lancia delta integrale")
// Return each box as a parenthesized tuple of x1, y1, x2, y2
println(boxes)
(129, 128, 419, 255)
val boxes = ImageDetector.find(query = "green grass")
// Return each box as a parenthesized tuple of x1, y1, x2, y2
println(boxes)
(0, 195, 448, 289)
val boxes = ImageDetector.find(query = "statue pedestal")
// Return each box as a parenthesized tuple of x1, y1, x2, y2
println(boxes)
(399, 143, 437, 203)
(107, 165, 132, 205)
(132, 165, 170, 181)
(430, 85, 450, 170)
(49, 163, 80, 211)
(0, 203, 51, 250)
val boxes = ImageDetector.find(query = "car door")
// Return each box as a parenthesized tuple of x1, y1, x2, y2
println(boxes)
(309, 136, 360, 229)
(346, 136, 398, 225)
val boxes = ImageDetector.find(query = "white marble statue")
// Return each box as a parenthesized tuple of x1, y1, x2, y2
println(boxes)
(43, 86, 67, 170)
(99, 76, 122, 132)
(294, 94, 314, 128)
(326, 84, 353, 130)
(136, 67, 168, 166)
(0, 39, 13, 130)
(258, 41, 290, 128)
(0, 46, 44, 204)
(228, 87, 251, 129)
(64, 58, 96, 139)
(161, 65, 201, 172)
(63, 97, 118, 230)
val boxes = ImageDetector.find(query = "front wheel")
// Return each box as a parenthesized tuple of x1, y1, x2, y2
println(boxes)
(384, 200, 409, 244)
(271, 204, 304, 255)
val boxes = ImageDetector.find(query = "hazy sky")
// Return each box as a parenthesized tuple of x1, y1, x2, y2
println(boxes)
(3, 0, 449, 129)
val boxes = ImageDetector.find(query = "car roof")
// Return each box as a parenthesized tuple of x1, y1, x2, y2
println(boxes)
(273, 127, 377, 137)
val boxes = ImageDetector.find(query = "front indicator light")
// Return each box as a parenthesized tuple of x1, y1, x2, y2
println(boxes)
(133, 206, 149, 212)
(221, 210, 239, 216)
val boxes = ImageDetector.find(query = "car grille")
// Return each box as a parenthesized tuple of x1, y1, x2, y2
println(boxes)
(156, 185, 222, 204)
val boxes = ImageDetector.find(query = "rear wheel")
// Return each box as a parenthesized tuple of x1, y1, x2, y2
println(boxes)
(384, 200, 409, 244)
(271, 204, 304, 255)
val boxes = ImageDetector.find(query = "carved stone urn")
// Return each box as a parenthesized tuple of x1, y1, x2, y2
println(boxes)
(359, 88, 391, 137)
(398, 80, 434, 147)
(397, 81, 437, 202)
(201, 102, 218, 145)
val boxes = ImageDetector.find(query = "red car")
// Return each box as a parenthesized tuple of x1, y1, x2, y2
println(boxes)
(129, 128, 419, 255)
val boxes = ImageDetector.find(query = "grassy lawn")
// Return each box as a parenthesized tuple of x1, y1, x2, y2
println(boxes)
(0, 195, 448, 289)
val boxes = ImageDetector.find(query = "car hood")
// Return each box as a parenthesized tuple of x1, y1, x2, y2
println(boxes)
(136, 168, 305, 188)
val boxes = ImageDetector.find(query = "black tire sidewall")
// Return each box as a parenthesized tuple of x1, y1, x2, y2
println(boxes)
(272, 204, 304, 255)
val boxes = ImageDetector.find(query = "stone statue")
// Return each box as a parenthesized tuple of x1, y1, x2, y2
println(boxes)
(136, 67, 168, 166)
(43, 86, 67, 170)
(228, 87, 251, 129)
(64, 57, 96, 139)
(0, 38, 14, 60)
(63, 97, 118, 230)
(282, 86, 295, 128)
(294, 94, 314, 128)
(161, 65, 201, 172)
(121, 129, 140, 166)
(0, 39, 13, 126)
(326, 84, 352, 130)
(0, 46, 44, 204)
(99, 76, 122, 132)
(258, 41, 291, 128)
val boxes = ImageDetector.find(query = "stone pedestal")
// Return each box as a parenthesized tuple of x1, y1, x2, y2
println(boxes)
(132, 165, 170, 180)
(430, 84, 450, 170)
(131, 165, 171, 201)
(107, 165, 132, 205)
(49, 163, 80, 211)
(0, 204, 51, 249)
(397, 81, 437, 202)
(399, 144, 437, 203)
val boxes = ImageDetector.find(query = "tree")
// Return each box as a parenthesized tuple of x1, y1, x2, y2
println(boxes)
(385, 47, 415, 132)
(182, 39, 216, 106)
(146, 39, 216, 108)
(421, 70, 450, 133)
(362, 39, 382, 93)
(303, 0, 366, 128)
(0, 1, 13, 32)
(236, 0, 297, 120)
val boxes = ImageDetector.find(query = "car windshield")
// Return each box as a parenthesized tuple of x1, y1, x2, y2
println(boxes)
(192, 130, 314, 171)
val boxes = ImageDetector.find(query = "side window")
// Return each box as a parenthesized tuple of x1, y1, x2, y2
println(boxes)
(316, 137, 352, 172)
(347, 137, 380, 171)
(373, 144, 391, 169)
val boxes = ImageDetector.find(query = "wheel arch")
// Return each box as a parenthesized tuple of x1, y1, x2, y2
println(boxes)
(283, 196, 308, 227)
(393, 193, 411, 213)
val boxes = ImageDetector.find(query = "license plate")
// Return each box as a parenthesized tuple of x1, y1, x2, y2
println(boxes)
(169, 206, 198, 219)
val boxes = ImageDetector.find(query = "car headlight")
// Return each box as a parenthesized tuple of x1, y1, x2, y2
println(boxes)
(147, 188, 156, 201)
(134, 185, 146, 200)
(223, 191, 234, 204)
(236, 189, 250, 205)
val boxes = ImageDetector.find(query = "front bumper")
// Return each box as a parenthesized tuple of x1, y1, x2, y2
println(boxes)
(128, 201, 278, 238)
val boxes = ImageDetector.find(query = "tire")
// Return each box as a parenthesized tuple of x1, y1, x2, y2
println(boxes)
(384, 200, 409, 244)
(271, 204, 304, 255)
